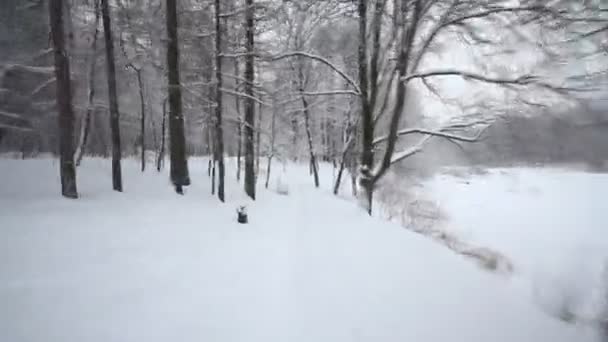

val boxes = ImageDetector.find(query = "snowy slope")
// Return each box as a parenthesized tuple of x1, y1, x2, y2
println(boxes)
(0, 158, 599, 341)
(428, 167, 608, 326)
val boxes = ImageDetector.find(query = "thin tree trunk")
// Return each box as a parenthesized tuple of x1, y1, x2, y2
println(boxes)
(291, 115, 298, 161)
(151, 117, 159, 165)
(264, 102, 277, 189)
(75, 0, 100, 167)
(358, 0, 373, 214)
(243, 0, 256, 200)
(333, 159, 345, 195)
(214, 0, 225, 202)
(156, 99, 167, 172)
(334, 114, 355, 195)
(297, 58, 319, 188)
(166, 0, 190, 194)
(234, 59, 242, 182)
(211, 159, 216, 195)
(50, 0, 78, 198)
(101, 0, 123, 192)
(302, 95, 319, 188)
(255, 102, 262, 177)
(134, 68, 146, 172)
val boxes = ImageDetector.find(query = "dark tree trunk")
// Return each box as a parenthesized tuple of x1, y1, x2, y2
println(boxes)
(291, 115, 298, 161)
(211, 159, 216, 195)
(101, 0, 123, 192)
(214, 0, 225, 202)
(75, 0, 100, 167)
(358, 0, 373, 214)
(333, 159, 345, 195)
(235, 59, 242, 182)
(243, 0, 256, 200)
(302, 95, 319, 188)
(49, 0, 78, 198)
(166, 0, 190, 193)
(255, 102, 262, 177)
(157, 99, 167, 172)
(135, 68, 146, 172)
(63, 0, 75, 55)
(296, 58, 319, 188)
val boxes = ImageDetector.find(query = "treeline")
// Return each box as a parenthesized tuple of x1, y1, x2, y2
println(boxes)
(0, 0, 606, 214)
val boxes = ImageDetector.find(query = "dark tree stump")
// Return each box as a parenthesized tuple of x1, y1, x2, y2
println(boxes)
(237, 206, 248, 224)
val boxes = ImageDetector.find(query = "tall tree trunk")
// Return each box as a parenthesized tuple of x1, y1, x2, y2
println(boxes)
(333, 159, 345, 195)
(63, 0, 75, 55)
(301, 95, 319, 188)
(157, 98, 167, 172)
(151, 117, 159, 165)
(233, 60, 243, 182)
(166, 0, 190, 194)
(255, 102, 262, 177)
(243, 0, 256, 200)
(358, 0, 373, 214)
(264, 100, 277, 189)
(333, 130, 351, 195)
(101, 0, 123, 192)
(49, 0, 78, 198)
(134, 67, 146, 172)
(291, 115, 298, 161)
(211, 159, 216, 195)
(214, 0, 225, 202)
(75, 0, 101, 167)
(297, 58, 319, 188)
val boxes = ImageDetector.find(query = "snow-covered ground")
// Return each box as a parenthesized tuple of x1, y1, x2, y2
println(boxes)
(0, 157, 601, 341)
(427, 168, 608, 326)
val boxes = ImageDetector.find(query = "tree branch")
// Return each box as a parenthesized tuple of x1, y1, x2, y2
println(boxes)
(270, 51, 361, 95)
(294, 90, 360, 97)
(402, 70, 577, 93)
(373, 122, 491, 146)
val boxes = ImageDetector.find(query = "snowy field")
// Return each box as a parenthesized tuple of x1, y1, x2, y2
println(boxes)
(427, 168, 608, 326)
(0, 157, 603, 341)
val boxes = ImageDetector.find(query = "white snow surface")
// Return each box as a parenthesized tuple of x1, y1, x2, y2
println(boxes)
(0, 157, 600, 341)
(427, 168, 608, 326)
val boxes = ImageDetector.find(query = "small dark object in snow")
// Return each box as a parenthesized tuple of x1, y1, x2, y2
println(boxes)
(237, 206, 248, 224)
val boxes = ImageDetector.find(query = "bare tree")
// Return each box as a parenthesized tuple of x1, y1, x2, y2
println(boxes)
(214, 0, 226, 202)
(243, 0, 256, 199)
(75, 0, 101, 167)
(156, 98, 167, 172)
(166, 0, 190, 194)
(265, 0, 606, 213)
(49, 0, 78, 198)
(124, 63, 146, 172)
(235, 58, 243, 182)
(100, 0, 122, 192)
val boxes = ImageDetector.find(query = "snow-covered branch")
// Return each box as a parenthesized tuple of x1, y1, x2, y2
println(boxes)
(270, 51, 361, 95)
(373, 123, 490, 146)
(389, 136, 432, 166)
(295, 90, 360, 97)
(402, 70, 576, 93)
(219, 88, 270, 106)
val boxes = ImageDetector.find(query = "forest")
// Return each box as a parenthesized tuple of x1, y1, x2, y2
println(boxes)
(0, 0, 606, 212)
(2, 1, 608, 342)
